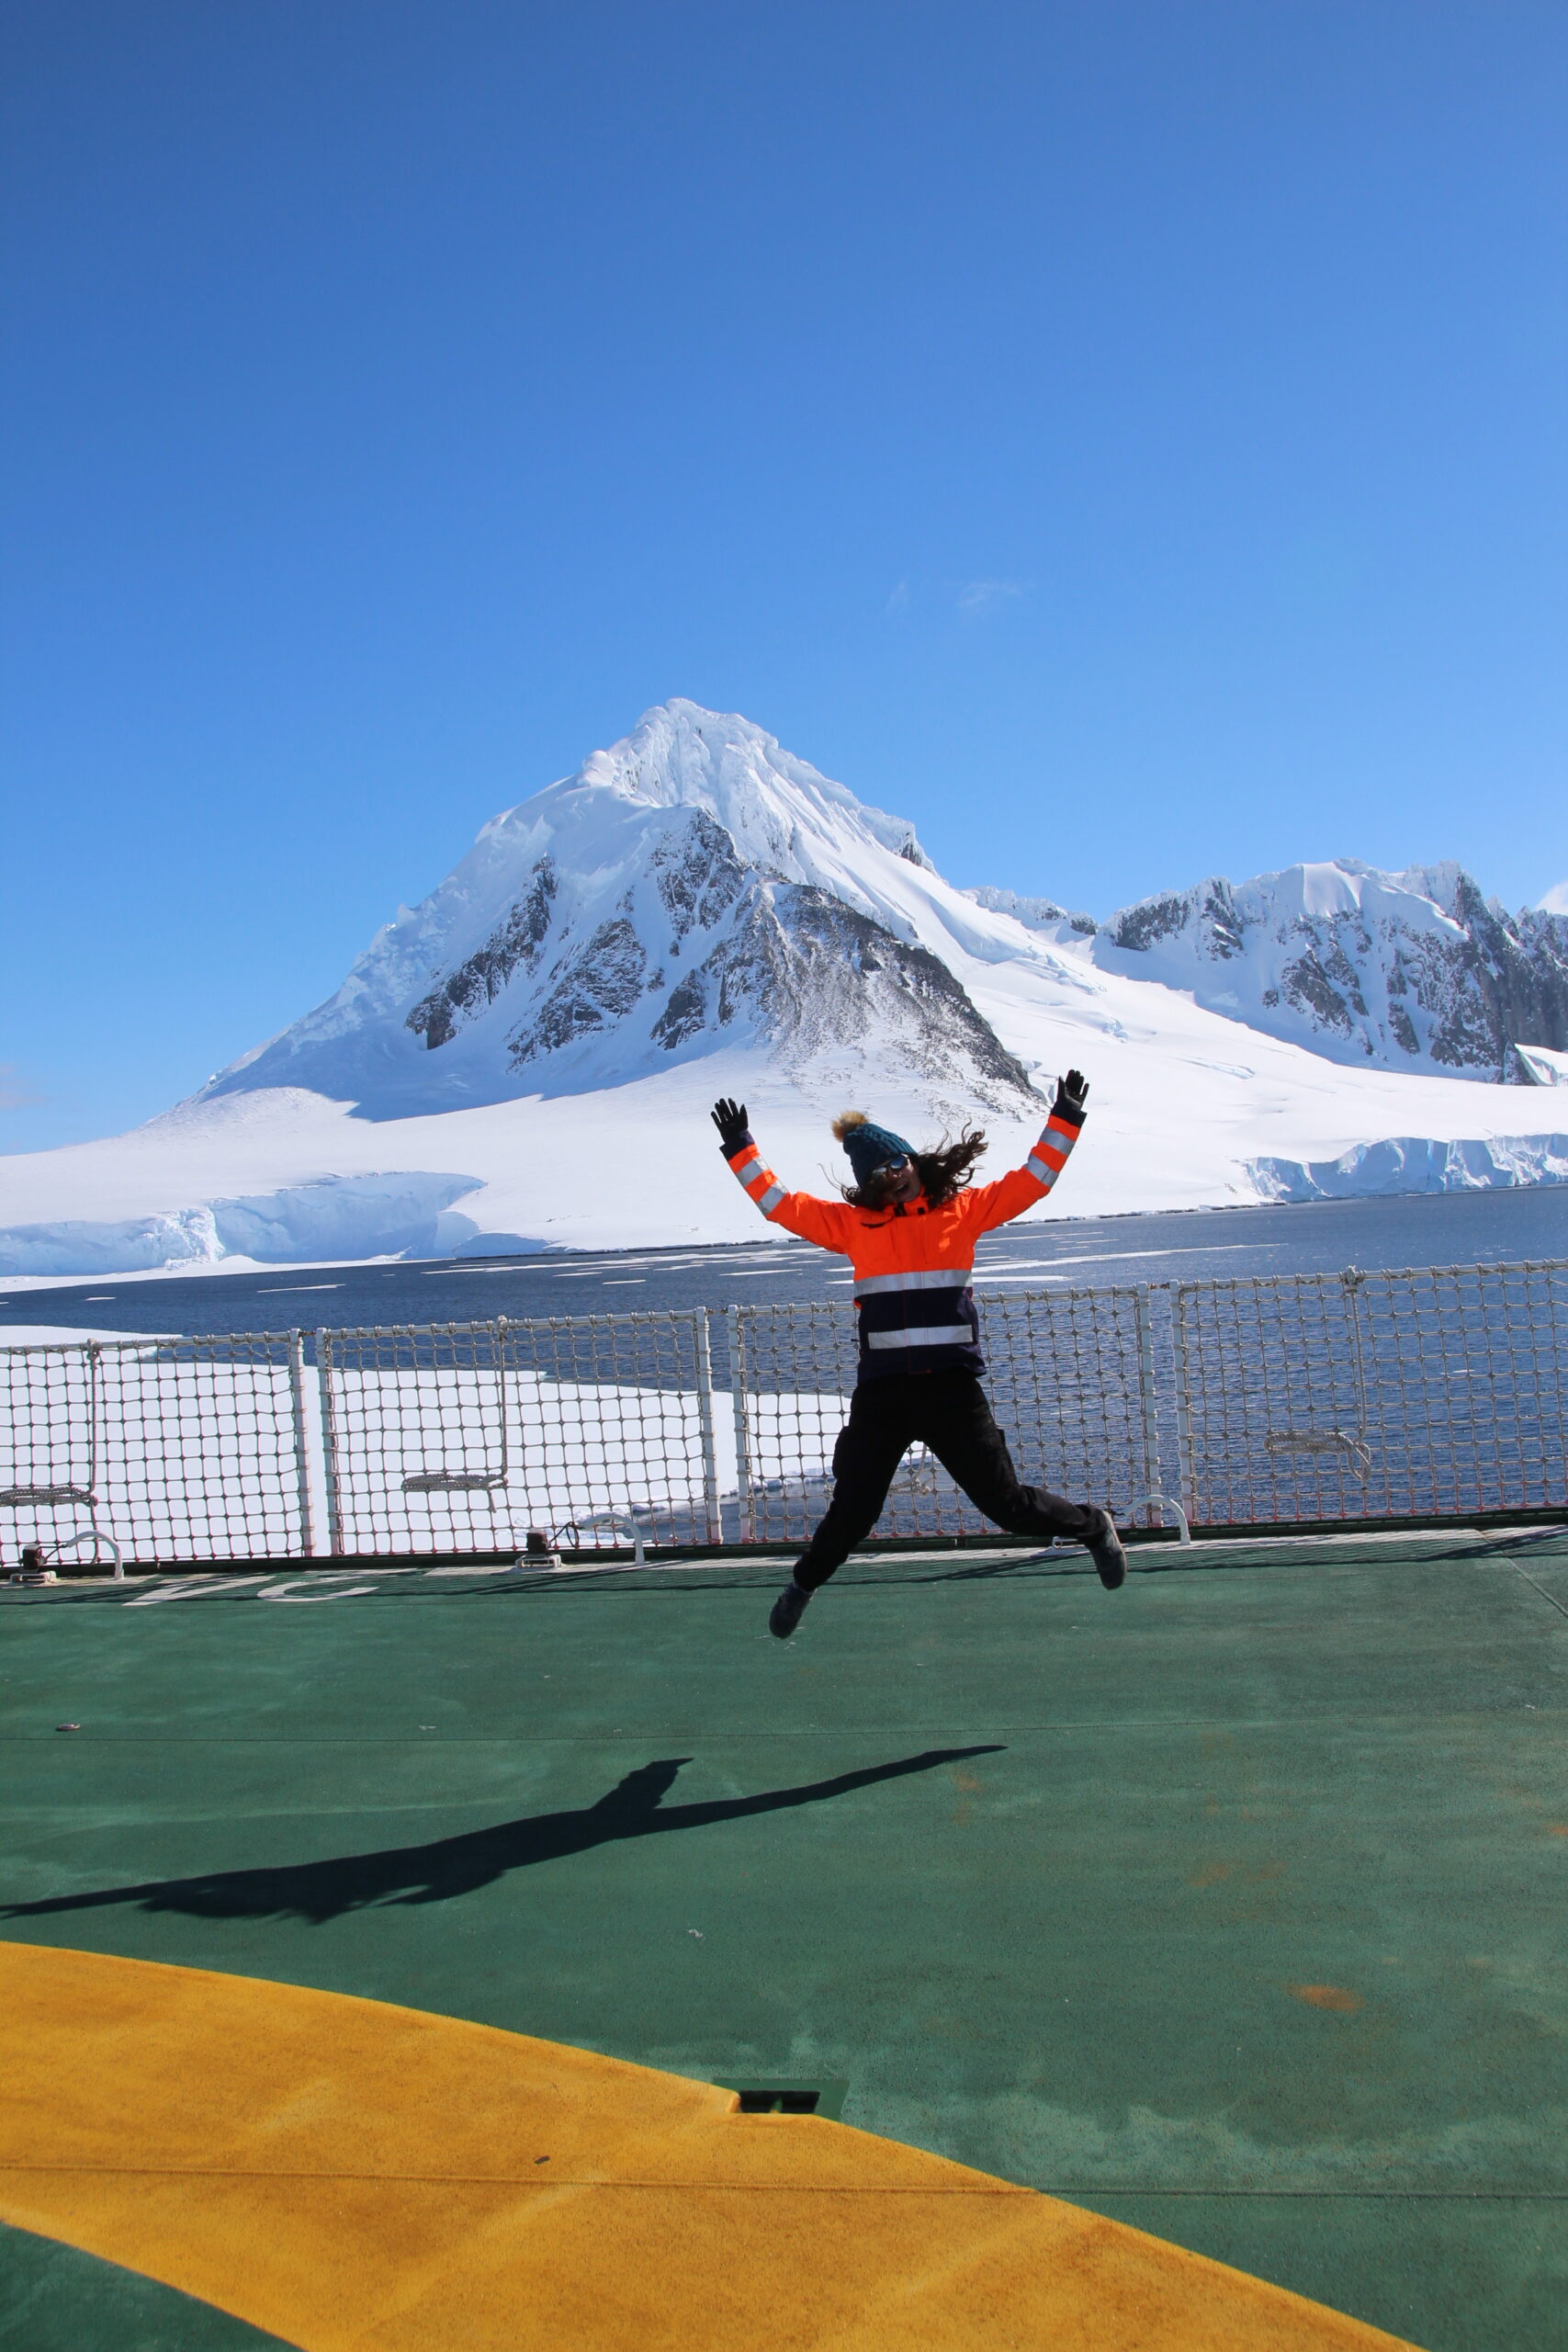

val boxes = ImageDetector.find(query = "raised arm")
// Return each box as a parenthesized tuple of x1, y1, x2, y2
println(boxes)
(962, 1070, 1089, 1235)
(711, 1099, 855, 1255)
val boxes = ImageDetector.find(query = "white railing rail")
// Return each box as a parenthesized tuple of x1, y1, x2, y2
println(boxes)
(0, 1257, 1563, 1567)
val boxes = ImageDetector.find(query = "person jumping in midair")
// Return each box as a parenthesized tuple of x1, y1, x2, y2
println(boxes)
(711, 1078, 1127, 1637)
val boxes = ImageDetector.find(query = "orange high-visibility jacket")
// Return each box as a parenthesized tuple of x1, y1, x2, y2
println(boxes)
(722, 1104, 1086, 1380)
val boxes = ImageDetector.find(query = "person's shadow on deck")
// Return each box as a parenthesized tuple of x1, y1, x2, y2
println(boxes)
(3, 1746, 1002, 1928)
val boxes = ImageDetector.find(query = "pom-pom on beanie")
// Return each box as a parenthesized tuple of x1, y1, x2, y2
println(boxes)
(831, 1110, 918, 1189)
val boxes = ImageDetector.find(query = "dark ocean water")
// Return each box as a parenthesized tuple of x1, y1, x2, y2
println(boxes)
(1, 1184, 1564, 1340)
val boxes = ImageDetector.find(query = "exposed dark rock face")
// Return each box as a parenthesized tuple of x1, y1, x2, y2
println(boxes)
(1109, 879, 1251, 960)
(287, 772, 1046, 1109)
(407, 859, 558, 1050)
(508, 916, 649, 1066)
(1278, 937, 1369, 1036)
(650, 809, 747, 947)
(1100, 863, 1568, 1081)
(1108, 894, 1190, 953)
(964, 885, 1097, 937)
(1388, 998, 1419, 1057)
(1195, 884, 1248, 960)
(649, 970, 709, 1050)
(1408, 877, 1568, 1077)
(386, 804, 1042, 1102)
(646, 879, 1038, 1102)
(1279, 950, 1353, 1035)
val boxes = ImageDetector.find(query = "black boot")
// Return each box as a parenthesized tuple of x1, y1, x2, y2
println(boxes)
(769, 1576, 813, 1639)
(1085, 1508, 1126, 1589)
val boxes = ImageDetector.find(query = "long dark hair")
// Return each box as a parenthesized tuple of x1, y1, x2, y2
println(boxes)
(841, 1126, 988, 1213)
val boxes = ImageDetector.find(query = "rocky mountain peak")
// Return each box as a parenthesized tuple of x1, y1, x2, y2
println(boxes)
(1092, 857, 1568, 1080)
(197, 704, 1036, 1121)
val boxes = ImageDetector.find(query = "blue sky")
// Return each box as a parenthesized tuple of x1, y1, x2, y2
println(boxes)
(3, 0, 1564, 1150)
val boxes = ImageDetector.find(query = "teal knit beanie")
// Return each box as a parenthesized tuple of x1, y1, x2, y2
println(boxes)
(831, 1111, 917, 1188)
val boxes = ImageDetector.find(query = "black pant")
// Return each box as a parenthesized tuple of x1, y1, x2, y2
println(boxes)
(793, 1371, 1098, 1589)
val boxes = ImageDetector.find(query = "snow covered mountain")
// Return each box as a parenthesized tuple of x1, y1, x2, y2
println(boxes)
(205, 700, 1039, 1121)
(961, 885, 1098, 941)
(1090, 861, 1568, 1082)
(2, 700, 1566, 1274)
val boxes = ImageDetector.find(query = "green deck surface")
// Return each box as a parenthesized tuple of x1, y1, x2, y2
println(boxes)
(0, 2222, 293, 2351)
(3, 1534, 1566, 2350)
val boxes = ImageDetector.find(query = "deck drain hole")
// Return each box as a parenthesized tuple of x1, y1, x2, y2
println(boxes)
(717, 2079, 848, 2120)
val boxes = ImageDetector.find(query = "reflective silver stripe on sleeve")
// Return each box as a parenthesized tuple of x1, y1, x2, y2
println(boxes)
(865, 1325, 977, 1351)
(757, 1182, 785, 1213)
(731, 1155, 767, 1187)
(853, 1268, 974, 1297)
(1026, 1130, 1075, 1178)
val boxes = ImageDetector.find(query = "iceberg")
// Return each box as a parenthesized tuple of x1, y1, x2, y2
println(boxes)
(1247, 1135, 1568, 1204)
(0, 1173, 483, 1279)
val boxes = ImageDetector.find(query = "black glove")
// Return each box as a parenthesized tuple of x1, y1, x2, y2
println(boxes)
(711, 1097, 750, 1153)
(1054, 1069, 1089, 1121)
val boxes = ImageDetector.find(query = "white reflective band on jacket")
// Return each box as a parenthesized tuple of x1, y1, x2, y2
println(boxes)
(721, 1106, 1086, 1380)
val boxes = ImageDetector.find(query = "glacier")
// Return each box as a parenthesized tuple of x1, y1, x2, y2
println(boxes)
(0, 1173, 484, 1279)
(4, 699, 1567, 1277)
(1249, 1134, 1568, 1204)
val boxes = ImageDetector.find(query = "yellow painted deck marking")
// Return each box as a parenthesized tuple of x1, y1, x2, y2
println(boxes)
(0, 1941, 1418, 2350)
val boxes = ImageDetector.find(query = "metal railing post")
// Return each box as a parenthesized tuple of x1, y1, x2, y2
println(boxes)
(287, 1329, 317, 1557)
(726, 1306, 754, 1543)
(693, 1311, 723, 1543)
(1134, 1285, 1162, 1525)
(84, 1340, 101, 1508)
(315, 1329, 344, 1557)
(1171, 1284, 1197, 1521)
(493, 1317, 510, 1485)
(1340, 1265, 1375, 1509)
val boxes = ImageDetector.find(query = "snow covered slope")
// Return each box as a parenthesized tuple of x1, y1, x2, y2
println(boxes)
(3, 701, 1566, 1274)
(1092, 861, 1568, 1081)
(961, 885, 1097, 942)
(1517, 1043, 1568, 1088)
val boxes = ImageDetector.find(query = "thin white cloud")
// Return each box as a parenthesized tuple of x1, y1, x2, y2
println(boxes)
(0, 1064, 44, 1112)
(1538, 879, 1568, 915)
(885, 579, 910, 616)
(956, 578, 1026, 615)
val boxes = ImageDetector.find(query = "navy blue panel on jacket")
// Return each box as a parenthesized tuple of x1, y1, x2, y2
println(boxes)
(850, 1264, 983, 1380)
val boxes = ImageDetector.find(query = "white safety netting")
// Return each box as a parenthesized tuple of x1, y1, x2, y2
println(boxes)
(1172, 1260, 1568, 1524)
(0, 1336, 309, 1566)
(1, 1258, 1562, 1566)
(317, 1312, 726, 1555)
(726, 1287, 1162, 1546)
